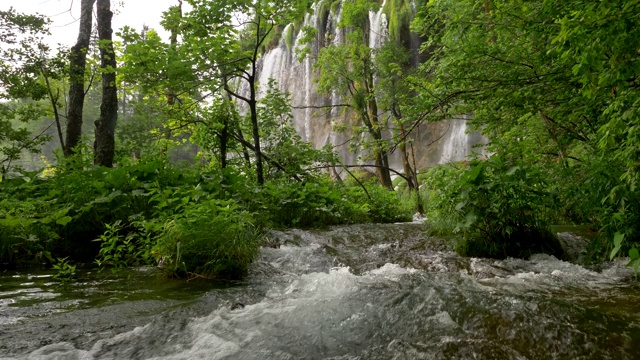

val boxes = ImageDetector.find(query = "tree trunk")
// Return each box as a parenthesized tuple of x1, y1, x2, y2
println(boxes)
(221, 15, 271, 185)
(94, 0, 118, 167)
(40, 64, 65, 150)
(64, 0, 95, 157)
(237, 129, 252, 166)
(399, 142, 415, 189)
(220, 108, 229, 169)
(396, 118, 417, 190)
(366, 83, 393, 189)
(248, 75, 264, 185)
(218, 86, 235, 169)
(539, 111, 568, 168)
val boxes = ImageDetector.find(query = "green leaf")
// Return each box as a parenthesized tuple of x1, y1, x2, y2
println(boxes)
(56, 216, 73, 226)
(609, 232, 624, 260)
(506, 166, 520, 176)
(463, 212, 477, 228)
(132, 189, 146, 196)
(627, 253, 640, 278)
(463, 163, 483, 183)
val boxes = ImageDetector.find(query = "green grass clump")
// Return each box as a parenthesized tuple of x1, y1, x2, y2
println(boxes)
(153, 200, 261, 279)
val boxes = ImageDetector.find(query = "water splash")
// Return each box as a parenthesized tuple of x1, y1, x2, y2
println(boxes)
(9, 224, 640, 360)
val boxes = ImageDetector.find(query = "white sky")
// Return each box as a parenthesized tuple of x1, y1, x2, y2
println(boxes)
(1, 0, 187, 47)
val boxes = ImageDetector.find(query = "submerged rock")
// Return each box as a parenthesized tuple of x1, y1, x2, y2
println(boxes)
(457, 227, 565, 260)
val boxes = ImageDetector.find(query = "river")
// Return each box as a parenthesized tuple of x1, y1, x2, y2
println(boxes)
(1, 223, 639, 359)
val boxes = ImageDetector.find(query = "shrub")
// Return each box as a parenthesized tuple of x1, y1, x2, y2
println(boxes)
(153, 199, 262, 278)
(346, 181, 414, 223)
(0, 217, 57, 267)
(423, 157, 563, 259)
(94, 219, 155, 272)
(239, 178, 413, 228)
(420, 162, 467, 234)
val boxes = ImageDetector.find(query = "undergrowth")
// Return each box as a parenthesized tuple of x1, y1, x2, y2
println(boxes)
(0, 158, 414, 278)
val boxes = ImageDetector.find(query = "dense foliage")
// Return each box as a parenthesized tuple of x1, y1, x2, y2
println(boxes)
(3, 0, 640, 278)
(0, 155, 412, 277)
(413, 0, 640, 270)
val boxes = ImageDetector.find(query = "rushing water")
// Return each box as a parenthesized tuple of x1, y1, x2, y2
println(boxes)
(1, 223, 639, 359)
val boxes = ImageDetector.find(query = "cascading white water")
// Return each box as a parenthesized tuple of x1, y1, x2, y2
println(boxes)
(438, 119, 473, 164)
(248, 0, 487, 170)
(369, 0, 388, 49)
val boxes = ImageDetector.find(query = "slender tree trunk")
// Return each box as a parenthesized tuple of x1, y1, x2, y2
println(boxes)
(399, 143, 414, 188)
(94, 0, 118, 167)
(330, 162, 343, 183)
(366, 84, 393, 189)
(395, 117, 417, 190)
(539, 111, 569, 168)
(218, 86, 235, 169)
(248, 74, 264, 185)
(220, 108, 229, 169)
(410, 140, 424, 215)
(360, 108, 392, 189)
(40, 65, 65, 150)
(64, 0, 95, 156)
(221, 15, 270, 185)
(237, 129, 252, 166)
(248, 17, 265, 185)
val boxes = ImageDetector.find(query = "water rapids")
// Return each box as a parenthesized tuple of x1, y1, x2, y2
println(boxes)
(2, 223, 639, 359)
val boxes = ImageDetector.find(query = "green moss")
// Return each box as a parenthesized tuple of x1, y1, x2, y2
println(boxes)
(283, 23, 296, 49)
(330, 0, 341, 15)
(317, 0, 331, 18)
(262, 24, 285, 54)
(382, 0, 414, 44)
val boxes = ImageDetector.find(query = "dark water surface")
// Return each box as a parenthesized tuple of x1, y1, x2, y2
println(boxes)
(1, 223, 639, 359)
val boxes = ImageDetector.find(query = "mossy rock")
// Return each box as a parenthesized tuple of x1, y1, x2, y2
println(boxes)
(456, 227, 564, 260)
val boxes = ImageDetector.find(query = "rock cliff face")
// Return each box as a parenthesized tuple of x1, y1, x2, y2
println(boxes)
(252, 0, 486, 175)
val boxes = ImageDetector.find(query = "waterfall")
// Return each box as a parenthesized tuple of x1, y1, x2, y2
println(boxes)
(251, 0, 485, 169)
(369, 0, 388, 49)
(439, 119, 472, 164)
